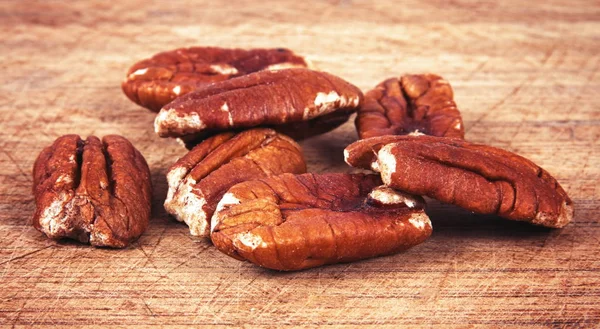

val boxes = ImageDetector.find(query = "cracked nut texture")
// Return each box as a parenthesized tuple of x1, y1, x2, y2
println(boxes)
(211, 173, 431, 271)
(154, 68, 363, 140)
(165, 129, 306, 237)
(356, 74, 464, 139)
(122, 47, 311, 112)
(32, 135, 152, 247)
(344, 135, 573, 228)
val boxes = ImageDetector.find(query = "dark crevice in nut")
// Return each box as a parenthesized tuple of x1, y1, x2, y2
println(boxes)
(73, 139, 84, 190)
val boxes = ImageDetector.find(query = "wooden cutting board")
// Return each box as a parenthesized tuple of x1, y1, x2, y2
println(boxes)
(1, 0, 598, 326)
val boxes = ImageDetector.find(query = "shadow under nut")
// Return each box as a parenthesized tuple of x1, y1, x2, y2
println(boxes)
(32, 134, 152, 247)
(122, 47, 311, 112)
(344, 135, 573, 228)
(210, 173, 431, 271)
(356, 74, 464, 139)
(154, 68, 363, 139)
(164, 128, 307, 237)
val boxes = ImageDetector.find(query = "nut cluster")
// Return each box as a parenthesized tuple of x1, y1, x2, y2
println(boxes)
(31, 46, 573, 270)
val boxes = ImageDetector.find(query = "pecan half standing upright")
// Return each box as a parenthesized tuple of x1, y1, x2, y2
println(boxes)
(356, 74, 464, 139)
(165, 128, 306, 237)
(154, 68, 363, 141)
(122, 47, 312, 112)
(344, 135, 573, 228)
(211, 173, 431, 271)
(32, 135, 152, 247)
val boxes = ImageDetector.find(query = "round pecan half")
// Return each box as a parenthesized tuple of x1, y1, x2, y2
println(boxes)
(356, 74, 464, 139)
(344, 135, 573, 228)
(165, 128, 306, 237)
(122, 47, 311, 112)
(211, 173, 431, 271)
(154, 68, 363, 140)
(32, 135, 152, 247)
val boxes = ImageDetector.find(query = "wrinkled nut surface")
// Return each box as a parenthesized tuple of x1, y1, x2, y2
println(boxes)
(154, 68, 363, 140)
(356, 74, 464, 139)
(32, 135, 152, 247)
(165, 128, 306, 237)
(122, 47, 311, 112)
(344, 135, 573, 228)
(211, 173, 431, 271)
(178, 109, 355, 150)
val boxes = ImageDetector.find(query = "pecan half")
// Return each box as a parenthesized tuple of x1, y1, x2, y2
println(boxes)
(344, 135, 573, 228)
(32, 135, 152, 247)
(165, 128, 306, 237)
(356, 74, 464, 139)
(178, 109, 355, 150)
(154, 68, 363, 140)
(211, 173, 431, 271)
(122, 47, 311, 112)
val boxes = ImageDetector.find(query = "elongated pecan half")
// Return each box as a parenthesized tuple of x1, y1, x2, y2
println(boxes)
(154, 68, 363, 140)
(356, 74, 464, 139)
(165, 129, 306, 237)
(344, 135, 573, 228)
(32, 135, 152, 247)
(178, 109, 355, 150)
(211, 173, 431, 271)
(122, 47, 311, 112)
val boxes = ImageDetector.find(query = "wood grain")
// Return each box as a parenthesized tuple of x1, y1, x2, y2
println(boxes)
(1, 0, 599, 327)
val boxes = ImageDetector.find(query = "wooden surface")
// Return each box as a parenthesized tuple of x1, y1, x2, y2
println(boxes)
(1, 0, 599, 327)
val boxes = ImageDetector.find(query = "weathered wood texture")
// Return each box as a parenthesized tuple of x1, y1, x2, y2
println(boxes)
(1, 0, 599, 327)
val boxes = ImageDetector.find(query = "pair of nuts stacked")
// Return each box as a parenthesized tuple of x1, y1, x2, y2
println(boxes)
(32, 47, 573, 271)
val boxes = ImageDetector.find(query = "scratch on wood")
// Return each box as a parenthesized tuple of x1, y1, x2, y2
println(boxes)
(142, 298, 156, 317)
(0, 245, 53, 266)
(0, 147, 31, 182)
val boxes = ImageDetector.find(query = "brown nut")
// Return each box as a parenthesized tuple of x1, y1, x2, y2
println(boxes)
(154, 68, 363, 140)
(210, 173, 431, 271)
(165, 128, 306, 237)
(356, 74, 464, 139)
(178, 109, 355, 150)
(344, 135, 573, 228)
(32, 135, 152, 247)
(122, 47, 311, 112)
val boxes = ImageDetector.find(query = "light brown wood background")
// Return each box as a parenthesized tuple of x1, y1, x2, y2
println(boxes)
(1, 0, 599, 327)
